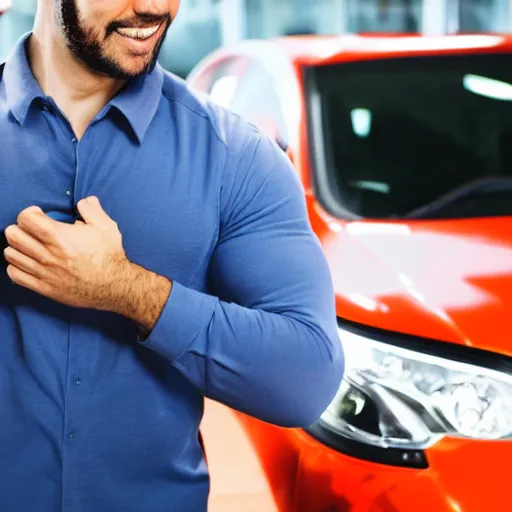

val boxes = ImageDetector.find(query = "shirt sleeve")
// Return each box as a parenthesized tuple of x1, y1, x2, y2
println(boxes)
(141, 132, 344, 428)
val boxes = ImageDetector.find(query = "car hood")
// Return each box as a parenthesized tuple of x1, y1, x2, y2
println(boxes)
(324, 216, 512, 356)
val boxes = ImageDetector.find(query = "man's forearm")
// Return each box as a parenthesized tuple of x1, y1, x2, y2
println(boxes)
(110, 260, 173, 335)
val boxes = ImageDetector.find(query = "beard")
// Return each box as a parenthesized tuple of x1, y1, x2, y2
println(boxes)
(57, 0, 172, 80)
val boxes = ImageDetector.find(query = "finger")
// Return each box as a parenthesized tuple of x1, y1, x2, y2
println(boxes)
(22, 205, 44, 216)
(16, 206, 59, 245)
(4, 225, 51, 263)
(4, 246, 44, 278)
(6, 264, 51, 297)
(77, 196, 114, 227)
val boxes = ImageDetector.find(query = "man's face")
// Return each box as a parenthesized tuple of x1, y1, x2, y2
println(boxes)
(57, 0, 179, 79)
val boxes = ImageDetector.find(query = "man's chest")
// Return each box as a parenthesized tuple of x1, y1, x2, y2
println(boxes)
(0, 124, 221, 287)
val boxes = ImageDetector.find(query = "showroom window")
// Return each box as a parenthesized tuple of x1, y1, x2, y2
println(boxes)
(245, 0, 346, 38)
(158, 0, 223, 77)
(346, 0, 422, 33)
(0, 0, 36, 62)
(244, 0, 423, 38)
(458, 0, 510, 33)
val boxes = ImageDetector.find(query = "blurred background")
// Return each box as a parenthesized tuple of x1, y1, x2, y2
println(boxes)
(1, 0, 511, 77)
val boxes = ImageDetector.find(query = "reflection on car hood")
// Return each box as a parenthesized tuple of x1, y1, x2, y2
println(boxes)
(326, 216, 512, 357)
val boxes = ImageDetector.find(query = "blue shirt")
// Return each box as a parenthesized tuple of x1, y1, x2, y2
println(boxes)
(0, 34, 344, 512)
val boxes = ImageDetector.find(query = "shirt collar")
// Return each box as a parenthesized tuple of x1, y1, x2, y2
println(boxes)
(4, 32, 164, 144)
(109, 63, 164, 144)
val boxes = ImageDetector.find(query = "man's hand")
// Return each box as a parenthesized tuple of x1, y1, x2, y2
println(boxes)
(4, 196, 130, 310)
(4, 196, 172, 333)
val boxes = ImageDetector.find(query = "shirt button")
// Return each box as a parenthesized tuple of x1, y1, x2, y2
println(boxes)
(69, 432, 76, 440)
(66, 190, 72, 197)
(71, 137, 77, 144)
(75, 377, 82, 386)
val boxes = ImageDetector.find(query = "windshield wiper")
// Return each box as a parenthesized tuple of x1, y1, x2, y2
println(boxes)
(402, 176, 512, 219)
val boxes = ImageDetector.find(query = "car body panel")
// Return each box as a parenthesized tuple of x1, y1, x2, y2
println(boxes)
(188, 34, 512, 511)
(315, 211, 512, 354)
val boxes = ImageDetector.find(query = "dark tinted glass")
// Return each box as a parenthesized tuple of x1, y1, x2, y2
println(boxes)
(308, 53, 512, 219)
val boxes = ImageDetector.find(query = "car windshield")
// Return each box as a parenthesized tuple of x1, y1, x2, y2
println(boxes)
(306, 53, 512, 220)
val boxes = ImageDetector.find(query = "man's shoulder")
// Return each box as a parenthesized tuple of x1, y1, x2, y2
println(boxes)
(159, 68, 263, 156)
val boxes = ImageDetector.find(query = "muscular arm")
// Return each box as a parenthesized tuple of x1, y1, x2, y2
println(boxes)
(118, 133, 344, 428)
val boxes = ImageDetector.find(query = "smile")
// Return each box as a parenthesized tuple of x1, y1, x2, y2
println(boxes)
(116, 24, 161, 41)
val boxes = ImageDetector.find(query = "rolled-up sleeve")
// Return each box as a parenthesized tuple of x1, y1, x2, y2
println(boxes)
(142, 132, 344, 428)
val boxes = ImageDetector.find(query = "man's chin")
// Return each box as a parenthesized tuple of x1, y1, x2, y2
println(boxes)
(107, 43, 162, 77)
(117, 61, 152, 77)
(93, 54, 158, 80)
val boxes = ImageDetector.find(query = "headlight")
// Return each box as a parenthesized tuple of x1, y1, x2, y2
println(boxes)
(314, 325, 512, 453)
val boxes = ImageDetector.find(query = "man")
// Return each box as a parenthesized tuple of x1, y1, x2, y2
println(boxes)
(0, 1, 344, 510)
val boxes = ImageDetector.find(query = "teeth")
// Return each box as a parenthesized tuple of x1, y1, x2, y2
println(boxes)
(116, 24, 160, 40)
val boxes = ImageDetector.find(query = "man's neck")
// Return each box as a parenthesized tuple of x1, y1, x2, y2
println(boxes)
(28, 25, 125, 139)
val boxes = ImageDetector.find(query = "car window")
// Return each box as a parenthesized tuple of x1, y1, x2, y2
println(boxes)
(229, 60, 288, 142)
(307, 53, 512, 220)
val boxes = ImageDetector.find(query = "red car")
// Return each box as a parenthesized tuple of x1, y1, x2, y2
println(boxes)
(0, 1, 10, 16)
(188, 34, 512, 511)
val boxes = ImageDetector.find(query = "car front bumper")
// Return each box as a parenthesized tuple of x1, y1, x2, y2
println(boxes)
(238, 414, 512, 512)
